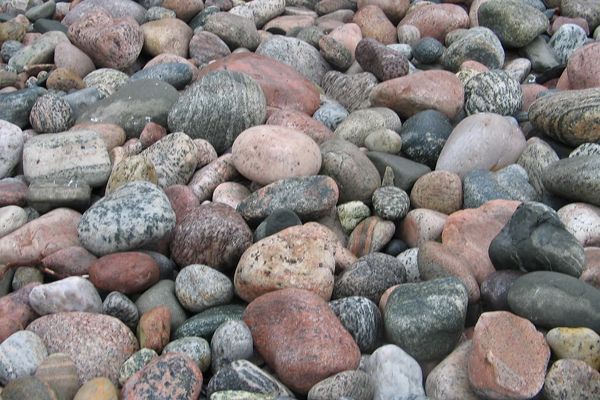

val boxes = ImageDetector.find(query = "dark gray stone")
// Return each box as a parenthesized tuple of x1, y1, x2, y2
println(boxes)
(442, 27, 505, 71)
(102, 291, 139, 330)
(321, 71, 378, 112)
(32, 19, 68, 34)
(333, 252, 406, 304)
(207, 359, 292, 398)
(464, 70, 523, 116)
(130, 63, 193, 90)
(413, 37, 444, 65)
(384, 277, 468, 362)
(329, 296, 382, 353)
(366, 151, 431, 191)
(174, 304, 245, 340)
(139, 250, 177, 280)
(295, 25, 325, 48)
(136, 280, 188, 331)
(25, 1, 56, 22)
(399, 110, 453, 168)
(507, 271, 600, 331)
(26, 180, 91, 213)
(77, 79, 179, 139)
(168, 70, 266, 153)
(542, 155, 600, 207)
(319, 36, 352, 70)
(489, 201, 586, 277)
(480, 270, 524, 311)
(462, 165, 538, 208)
(355, 38, 409, 82)
(307, 370, 374, 400)
(521, 36, 561, 73)
(0, 87, 47, 128)
(254, 209, 302, 242)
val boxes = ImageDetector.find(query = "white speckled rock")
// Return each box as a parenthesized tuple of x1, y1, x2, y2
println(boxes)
(175, 264, 234, 313)
(231, 0, 286, 28)
(140, 132, 198, 188)
(0, 206, 27, 238)
(22, 130, 111, 187)
(558, 203, 600, 247)
(0, 120, 24, 179)
(0, 331, 48, 385)
(464, 70, 523, 116)
(28, 277, 102, 315)
(77, 181, 176, 256)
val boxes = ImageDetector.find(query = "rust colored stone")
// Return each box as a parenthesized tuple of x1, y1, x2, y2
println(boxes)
(137, 306, 171, 353)
(0, 282, 39, 342)
(89, 252, 160, 294)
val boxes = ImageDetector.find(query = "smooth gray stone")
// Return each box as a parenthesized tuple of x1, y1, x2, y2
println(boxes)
(442, 27, 505, 71)
(8, 31, 68, 73)
(0, 87, 47, 128)
(135, 280, 187, 331)
(174, 304, 245, 340)
(63, 87, 103, 120)
(210, 319, 253, 372)
(203, 12, 261, 51)
(542, 155, 600, 207)
(367, 151, 431, 191)
(26, 180, 91, 213)
(130, 63, 193, 90)
(307, 370, 374, 400)
(462, 165, 538, 208)
(508, 271, 600, 331)
(77, 79, 179, 139)
(25, 1, 55, 21)
(32, 19, 68, 34)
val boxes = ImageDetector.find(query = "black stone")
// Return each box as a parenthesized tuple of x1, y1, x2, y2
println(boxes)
(383, 239, 408, 257)
(253, 209, 302, 242)
(399, 110, 453, 168)
(366, 151, 431, 191)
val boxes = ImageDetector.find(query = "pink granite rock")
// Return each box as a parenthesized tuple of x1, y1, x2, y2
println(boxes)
(399, 3, 469, 42)
(352, 5, 397, 44)
(357, 0, 410, 24)
(41, 246, 97, 277)
(212, 182, 250, 210)
(566, 42, 600, 90)
(266, 109, 334, 145)
(426, 340, 479, 400)
(410, 171, 463, 215)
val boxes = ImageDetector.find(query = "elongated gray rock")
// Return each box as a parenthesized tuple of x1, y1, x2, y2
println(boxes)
(542, 156, 600, 207)
(168, 71, 267, 154)
(528, 88, 600, 146)
(22, 130, 111, 187)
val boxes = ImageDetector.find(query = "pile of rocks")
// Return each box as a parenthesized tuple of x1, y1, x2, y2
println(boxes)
(0, 0, 599, 399)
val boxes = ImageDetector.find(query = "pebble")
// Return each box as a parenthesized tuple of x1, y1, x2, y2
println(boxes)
(337, 201, 371, 233)
(89, 252, 160, 294)
(413, 37, 444, 65)
(102, 291, 139, 330)
(105, 155, 157, 195)
(163, 337, 211, 372)
(118, 349, 157, 386)
(243, 288, 360, 394)
(0, 205, 27, 238)
(517, 137, 560, 200)
(566, 42, 600, 90)
(210, 319, 254, 372)
(464, 70, 523, 116)
(137, 305, 171, 353)
(399, 3, 468, 43)
(347, 216, 395, 257)
(425, 340, 478, 400)
(0, 87, 47, 129)
(34, 353, 80, 400)
(371, 186, 409, 221)
(561, 0, 600, 32)
(0, 376, 58, 400)
(174, 304, 245, 340)
(136, 280, 187, 332)
(204, 12, 261, 51)
(352, 5, 397, 45)
(355, 38, 408, 81)
(28, 276, 102, 316)
(140, 131, 198, 188)
(329, 296, 382, 353)
(399, 110, 453, 168)
(175, 264, 234, 313)
(542, 155, 600, 207)
(334, 108, 400, 148)
(73, 377, 118, 400)
(82, 69, 128, 98)
(549, 23, 588, 65)
(543, 359, 600, 400)
(0, 330, 48, 385)
(9, 31, 69, 73)
(442, 27, 504, 71)
(141, 18, 193, 58)
(558, 202, 600, 247)
(307, 370, 374, 400)
(462, 165, 538, 208)
(253, 208, 302, 241)
(129, 63, 193, 90)
(546, 327, 600, 370)
(410, 171, 462, 214)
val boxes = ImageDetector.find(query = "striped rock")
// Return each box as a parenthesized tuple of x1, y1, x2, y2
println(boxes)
(529, 88, 600, 146)
(34, 353, 80, 400)
(321, 71, 378, 113)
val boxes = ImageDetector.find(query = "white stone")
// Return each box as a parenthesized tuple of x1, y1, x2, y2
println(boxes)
(0, 120, 24, 179)
(0, 206, 28, 238)
(29, 276, 102, 315)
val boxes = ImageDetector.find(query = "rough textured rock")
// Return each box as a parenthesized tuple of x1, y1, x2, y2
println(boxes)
(426, 340, 479, 400)
(175, 264, 234, 313)
(464, 70, 523, 116)
(543, 359, 600, 400)
(28, 277, 102, 315)
(307, 370, 374, 400)
(140, 132, 198, 189)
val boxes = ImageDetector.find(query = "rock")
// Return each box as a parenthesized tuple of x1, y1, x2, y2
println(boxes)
(243, 288, 361, 394)
(329, 296, 382, 353)
(399, 3, 468, 42)
(442, 27, 505, 71)
(367, 151, 431, 191)
(175, 264, 233, 313)
(139, 132, 197, 188)
(266, 109, 334, 145)
(136, 280, 187, 332)
(0, 330, 48, 385)
(0, 283, 39, 342)
(256, 36, 330, 84)
(489, 201, 585, 277)
(462, 165, 538, 208)
(347, 216, 395, 257)
(27, 180, 90, 215)
(34, 353, 80, 400)
(206, 359, 292, 398)
(508, 271, 600, 331)
(8, 31, 69, 73)
(464, 70, 523, 116)
(236, 175, 339, 224)
(549, 23, 588, 65)
(412, 37, 444, 65)
(168, 71, 266, 154)
(27, 312, 138, 385)
(130, 63, 193, 90)
(529, 88, 600, 146)
(118, 349, 157, 387)
(425, 340, 478, 400)
(0, 87, 46, 129)
(253, 209, 302, 241)
(232, 125, 321, 185)
(436, 113, 526, 178)
(62, 0, 146, 26)
(566, 43, 600, 90)
(319, 35, 353, 70)
(232, 0, 286, 28)
(320, 138, 381, 204)
(468, 311, 550, 400)
(73, 377, 118, 400)
(542, 156, 600, 207)
(83, 68, 129, 98)
(561, 0, 600, 31)
(313, 99, 348, 131)
(371, 186, 409, 221)
(210, 319, 253, 372)
(137, 306, 171, 353)
(188, 154, 239, 202)
(78, 181, 176, 256)
(558, 203, 600, 247)
(517, 137, 560, 200)
(0, 206, 27, 238)
(477, 0, 549, 48)
(29, 277, 102, 315)
(120, 353, 203, 400)
(0, 120, 23, 179)
(352, 5, 396, 44)
(307, 370, 374, 400)
(89, 252, 160, 294)
(410, 171, 462, 215)
(546, 327, 600, 370)
(355, 38, 408, 81)
(0, 208, 81, 268)
(337, 201, 371, 233)
(384, 277, 468, 362)
(163, 337, 211, 372)
(399, 110, 453, 169)
(141, 18, 193, 58)
(212, 182, 250, 211)
(0, 376, 58, 400)
(365, 344, 425, 400)
(12, 267, 43, 292)
(364, 128, 402, 154)
(198, 52, 320, 115)
(399, 209, 447, 248)
(320, 71, 375, 113)
(78, 79, 179, 139)
(370, 70, 464, 120)
(105, 155, 157, 195)
(480, 270, 524, 311)
(67, 10, 143, 70)
(103, 291, 139, 329)
(334, 108, 400, 148)
(174, 304, 245, 340)
(204, 12, 260, 51)
(54, 42, 95, 78)
(543, 359, 600, 400)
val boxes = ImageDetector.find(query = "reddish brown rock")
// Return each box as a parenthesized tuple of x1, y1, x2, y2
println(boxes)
(0, 208, 81, 268)
(89, 252, 160, 294)
(266, 109, 334, 145)
(410, 171, 463, 215)
(198, 53, 320, 115)
(581, 247, 600, 289)
(442, 200, 519, 284)
(0, 179, 28, 207)
(0, 282, 39, 342)
(399, 3, 469, 42)
(327, 23, 363, 60)
(41, 246, 97, 277)
(521, 84, 547, 112)
(234, 224, 336, 302)
(566, 42, 600, 90)
(347, 216, 395, 257)
(164, 184, 200, 224)
(121, 353, 202, 400)
(162, 0, 205, 22)
(139, 122, 167, 149)
(170, 202, 253, 271)
(212, 182, 250, 210)
(189, 31, 231, 66)
(370, 70, 464, 119)
(188, 154, 239, 202)
(352, 5, 397, 44)
(399, 209, 447, 247)
(137, 306, 171, 353)
(357, 0, 410, 24)
(468, 311, 550, 400)
(243, 288, 361, 394)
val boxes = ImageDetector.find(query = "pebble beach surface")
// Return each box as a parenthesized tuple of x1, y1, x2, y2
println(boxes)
(0, 0, 600, 399)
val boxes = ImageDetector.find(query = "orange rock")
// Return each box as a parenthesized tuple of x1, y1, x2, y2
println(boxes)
(137, 306, 171, 353)
(352, 5, 397, 44)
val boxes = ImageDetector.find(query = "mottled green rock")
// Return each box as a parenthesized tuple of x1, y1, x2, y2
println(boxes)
(174, 304, 245, 340)
(118, 348, 158, 386)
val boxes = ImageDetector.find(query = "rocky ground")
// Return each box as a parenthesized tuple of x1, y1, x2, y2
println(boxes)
(0, 0, 600, 399)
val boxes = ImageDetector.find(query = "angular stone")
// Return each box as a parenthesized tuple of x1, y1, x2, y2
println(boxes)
(137, 306, 171, 353)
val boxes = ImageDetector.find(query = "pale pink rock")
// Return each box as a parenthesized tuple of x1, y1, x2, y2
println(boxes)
(141, 18, 193, 58)
(399, 3, 469, 42)
(557, 202, 600, 247)
(370, 70, 464, 120)
(426, 340, 479, 400)
(357, 0, 410, 24)
(410, 171, 463, 215)
(436, 113, 527, 178)
(231, 125, 322, 186)
(521, 84, 547, 112)
(263, 15, 316, 34)
(399, 209, 447, 248)
(327, 23, 363, 59)
(54, 42, 95, 78)
(551, 16, 590, 35)
(266, 109, 334, 145)
(188, 154, 239, 202)
(164, 184, 200, 224)
(468, 311, 550, 400)
(193, 139, 218, 168)
(566, 42, 600, 90)
(353, 5, 397, 44)
(0, 208, 81, 268)
(41, 246, 97, 278)
(212, 182, 250, 210)
(581, 247, 600, 289)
